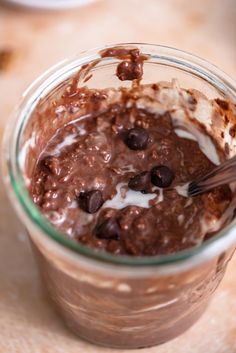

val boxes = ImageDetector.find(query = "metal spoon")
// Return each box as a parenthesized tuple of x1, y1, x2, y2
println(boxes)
(188, 155, 236, 197)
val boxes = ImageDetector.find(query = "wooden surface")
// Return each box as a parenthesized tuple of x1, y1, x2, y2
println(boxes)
(0, 0, 236, 352)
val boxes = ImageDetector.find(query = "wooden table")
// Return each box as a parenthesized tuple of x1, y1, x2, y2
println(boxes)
(0, 1, 236, 352)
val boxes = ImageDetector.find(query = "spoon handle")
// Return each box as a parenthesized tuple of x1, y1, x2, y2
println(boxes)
(188, 155, 236, 196)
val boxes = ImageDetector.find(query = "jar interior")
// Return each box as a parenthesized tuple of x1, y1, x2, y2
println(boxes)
(11, 45, 236, 265)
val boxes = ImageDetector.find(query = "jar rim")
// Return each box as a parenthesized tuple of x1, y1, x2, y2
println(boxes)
(4, 43, 236, 267)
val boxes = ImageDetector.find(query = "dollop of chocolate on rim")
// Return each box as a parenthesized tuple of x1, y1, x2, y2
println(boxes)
(100, 46, 148, 81)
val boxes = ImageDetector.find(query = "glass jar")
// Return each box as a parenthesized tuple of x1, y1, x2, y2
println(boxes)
(3, 43, 236, 349)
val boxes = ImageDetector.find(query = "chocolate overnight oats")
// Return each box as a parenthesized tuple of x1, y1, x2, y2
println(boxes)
(29, 47, 235, 257)
(7, 45, 236, 348)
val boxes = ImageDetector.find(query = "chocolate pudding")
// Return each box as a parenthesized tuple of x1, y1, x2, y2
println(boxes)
(28, 47, 235, 257)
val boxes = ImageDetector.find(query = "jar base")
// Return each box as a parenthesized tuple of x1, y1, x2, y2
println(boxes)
(60, 304, 208, 349)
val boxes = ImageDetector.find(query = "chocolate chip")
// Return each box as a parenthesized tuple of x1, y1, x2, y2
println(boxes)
(117, 60, 143, 81)
(125, 127, 149, 150)
(151, 166, 174, 188)
(128, 171, 150, 193)
(79, 190, 104, 214)
(96, 218, 120, 240)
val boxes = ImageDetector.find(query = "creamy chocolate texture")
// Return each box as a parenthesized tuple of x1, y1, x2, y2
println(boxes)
(100, 47, 148, 81)
(27, 47, 236, 256)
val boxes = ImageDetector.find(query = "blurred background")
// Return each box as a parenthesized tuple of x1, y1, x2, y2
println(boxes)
(0, 1, 236, 352)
